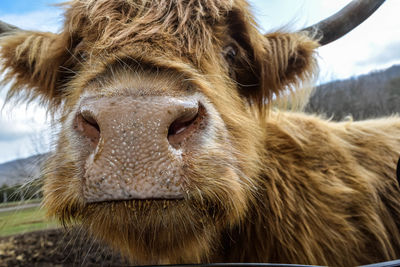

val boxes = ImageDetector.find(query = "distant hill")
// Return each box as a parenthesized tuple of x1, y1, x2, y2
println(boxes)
(0, 154, 48, 187)
(306, 65, 400, 120)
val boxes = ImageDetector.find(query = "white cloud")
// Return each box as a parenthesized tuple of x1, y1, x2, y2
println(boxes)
(0, 9, 63, 33)
(0, 8, 61, 163)
(0, 86, 52, 162)
(250, 0, 400, 82)
(0, 132, 52, 162)
(316, 0, 400, 81)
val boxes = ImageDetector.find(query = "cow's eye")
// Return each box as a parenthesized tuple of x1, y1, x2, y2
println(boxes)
(74, 40, 87, 62)
(222, 44, 237, 64)
(78, 52, 87, 62)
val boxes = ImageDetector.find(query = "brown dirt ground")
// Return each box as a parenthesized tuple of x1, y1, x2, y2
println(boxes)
(0, 228, 130, 266)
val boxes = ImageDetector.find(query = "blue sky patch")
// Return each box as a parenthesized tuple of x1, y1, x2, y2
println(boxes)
(0, 0, 62, 15)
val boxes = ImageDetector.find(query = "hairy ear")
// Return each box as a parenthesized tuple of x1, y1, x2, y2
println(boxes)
(225, 6, 318, 110)
(259, 32, 318, 105)
(0, 31, 75, 108)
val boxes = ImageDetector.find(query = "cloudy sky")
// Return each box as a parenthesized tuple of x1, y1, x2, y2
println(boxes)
(0, 0, 400, 164)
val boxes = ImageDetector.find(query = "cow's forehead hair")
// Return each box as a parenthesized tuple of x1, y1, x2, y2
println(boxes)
(63, 0, 251, 63)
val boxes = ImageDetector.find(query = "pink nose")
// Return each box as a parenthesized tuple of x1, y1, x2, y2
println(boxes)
(73, 96, 204, 203)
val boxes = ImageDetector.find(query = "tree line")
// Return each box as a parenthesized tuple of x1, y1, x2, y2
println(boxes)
(306, 65, 400, 121)
(0, 182, 42, 203)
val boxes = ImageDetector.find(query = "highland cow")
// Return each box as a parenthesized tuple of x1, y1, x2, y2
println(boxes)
(0, 0, 399, 266)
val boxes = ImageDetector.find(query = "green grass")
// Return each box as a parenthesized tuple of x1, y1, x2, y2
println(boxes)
(0, 205, 59, 237)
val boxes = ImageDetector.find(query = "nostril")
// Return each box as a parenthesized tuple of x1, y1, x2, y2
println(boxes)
(168, 112, 198, 136)
(81, 110, 100, 132)
(168, 103, 204, 147)
(74, 110, 101, 147)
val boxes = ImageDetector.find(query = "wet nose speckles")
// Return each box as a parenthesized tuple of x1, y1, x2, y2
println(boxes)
(81, 96, 195, 202)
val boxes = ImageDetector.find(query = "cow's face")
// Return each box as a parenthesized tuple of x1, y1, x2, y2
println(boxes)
(0, 0, 317, 262)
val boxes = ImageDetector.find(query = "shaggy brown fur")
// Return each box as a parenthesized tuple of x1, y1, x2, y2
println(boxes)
(1, 0, 400, 266)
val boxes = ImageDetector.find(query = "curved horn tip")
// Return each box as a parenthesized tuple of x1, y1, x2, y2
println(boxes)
(301, 0, 386, 46)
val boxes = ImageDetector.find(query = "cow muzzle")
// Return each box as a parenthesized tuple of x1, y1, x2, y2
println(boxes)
(73, 95, 206, 203)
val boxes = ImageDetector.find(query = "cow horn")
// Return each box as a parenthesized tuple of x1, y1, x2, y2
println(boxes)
(0, 1, 385, 44)
(302, 0, 386, 46)
(0, 21, 21, 36)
